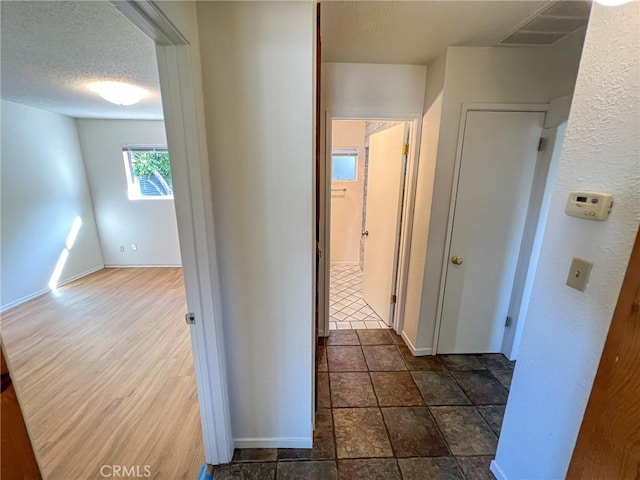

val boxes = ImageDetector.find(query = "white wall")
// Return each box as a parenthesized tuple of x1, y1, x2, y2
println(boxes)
(1, 100, 103, 310)
(321, 62, 426, 337)
(196, 1, 315, 448)
(494, 4, 639, 479)
(402, 53, 446, 353)
(330, 120, 365, 264)
(76, 120, 181, 267)
(323, 63, 426, 118)
(147, 0, 237, 463)
(409, 35, 585, 355)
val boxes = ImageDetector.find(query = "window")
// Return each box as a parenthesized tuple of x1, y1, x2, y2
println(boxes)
(332, 148, 358, 182)
(122, 147, 173, 200)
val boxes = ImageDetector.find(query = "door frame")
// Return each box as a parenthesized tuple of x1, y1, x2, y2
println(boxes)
(322, 112, 422, 338)
(113, 1, 233, 464)
(432, 103, 549, 355)
(501, 123, 566, 359)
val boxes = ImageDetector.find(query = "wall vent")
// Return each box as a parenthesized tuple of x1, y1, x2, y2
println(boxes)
(499, 1, 591, 46)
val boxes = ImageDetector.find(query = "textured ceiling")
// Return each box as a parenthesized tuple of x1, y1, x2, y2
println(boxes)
(321, 1, 552, 65)
(0, 1, 162, 120)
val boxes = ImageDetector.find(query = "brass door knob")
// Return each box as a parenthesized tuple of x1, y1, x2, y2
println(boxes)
(451, 255, 463, 265)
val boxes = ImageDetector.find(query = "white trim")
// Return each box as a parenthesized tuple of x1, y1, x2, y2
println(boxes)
(103, 264, 181, 268)
(234, 438, 313, 449)
(56, 264, 105, 286)
(116, 0, 233, 465)
(502, 125, 558, 359)
(127, 196, 175, 202)
(329, 262, 360, 266)
(392, 117, 422, 338)
(1, 289, 49, 313)
(157, 44, 233, 463)
(0, 265, 104, 313)
(332, 147, 359, 155)
(111, 1, 186, 45)
(432, 103, 549, 355)
(401, 330, 433, 356)
(321, 113, 333, 338)
(490, 460, 508, 480)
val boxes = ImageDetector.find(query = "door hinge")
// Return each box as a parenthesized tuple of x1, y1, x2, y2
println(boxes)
(538, 137, 546, 151)
(185, 312, 196, 325)
(391, 294, 397, 304)
(505, 316, 512, 327)
(402, 144, 409, 155)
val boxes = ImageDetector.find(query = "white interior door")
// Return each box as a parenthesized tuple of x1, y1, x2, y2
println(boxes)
(362, 123, 406, 326)
(438, 110, 545, 353)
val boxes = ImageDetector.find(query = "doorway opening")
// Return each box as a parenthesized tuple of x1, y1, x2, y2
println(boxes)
(1, 0, 232, 476)
(0, 1, 206, 477)
(326, 119, 414, 333)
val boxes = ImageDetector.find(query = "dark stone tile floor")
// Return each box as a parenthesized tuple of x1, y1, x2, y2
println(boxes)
(215, 329, 514, 479)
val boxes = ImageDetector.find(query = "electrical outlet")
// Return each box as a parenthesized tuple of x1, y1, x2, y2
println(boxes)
(566, 257, 593, 292)
(119, 245, 125, 253)
(131, 243, 138, 251)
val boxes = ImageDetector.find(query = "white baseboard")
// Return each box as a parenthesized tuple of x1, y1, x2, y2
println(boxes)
(57, 264, 105, 288)
(104, 264, 182, 268)
(401, 331, 433, 356)
(490, 459, 507, 480)
(0, 264, 104, 313)
(329, 262, 360, 266)
(234, 437, 312, 449)
(1, 287, 50, 313)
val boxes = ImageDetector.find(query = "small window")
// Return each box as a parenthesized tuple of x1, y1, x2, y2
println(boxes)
(122, 147, 173, 200)
(332, 148, 358, 182)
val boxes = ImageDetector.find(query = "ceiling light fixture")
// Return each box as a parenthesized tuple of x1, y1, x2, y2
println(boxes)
(594, 0, 635, 6)
(88, 81, 147, 106)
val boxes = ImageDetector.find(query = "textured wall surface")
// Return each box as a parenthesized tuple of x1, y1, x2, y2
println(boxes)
(494, 3, 640, 479)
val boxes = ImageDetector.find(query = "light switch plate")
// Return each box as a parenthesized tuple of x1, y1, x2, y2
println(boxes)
(566, 257, 593, 292)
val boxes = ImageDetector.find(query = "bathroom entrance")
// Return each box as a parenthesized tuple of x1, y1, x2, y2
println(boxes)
(327, 119, 411, 331)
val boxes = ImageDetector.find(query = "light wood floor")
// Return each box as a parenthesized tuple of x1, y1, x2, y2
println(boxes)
(1, 268, 204, 480)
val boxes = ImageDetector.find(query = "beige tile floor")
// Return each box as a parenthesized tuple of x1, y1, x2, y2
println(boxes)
(329, 264, 389, 330)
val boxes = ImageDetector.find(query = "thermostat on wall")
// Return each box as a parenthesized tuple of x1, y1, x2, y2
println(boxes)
(565, 191, 613, 221)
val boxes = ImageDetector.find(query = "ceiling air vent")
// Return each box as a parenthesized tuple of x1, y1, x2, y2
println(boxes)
(499, 0, 591, 46)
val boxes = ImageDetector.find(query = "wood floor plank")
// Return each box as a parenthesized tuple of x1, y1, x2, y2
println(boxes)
(1, 267, 204, 480)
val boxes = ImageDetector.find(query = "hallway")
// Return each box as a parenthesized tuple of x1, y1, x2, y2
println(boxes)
(216, 329, 513, 479)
